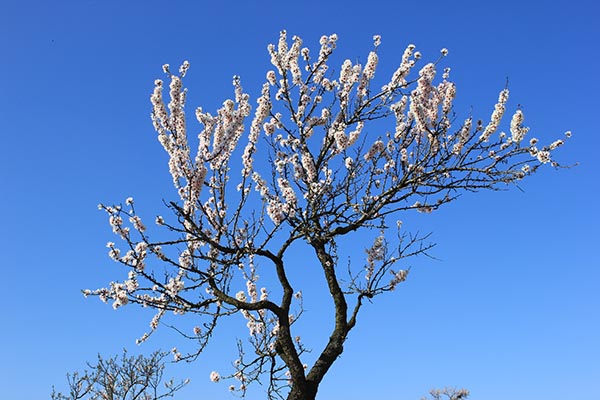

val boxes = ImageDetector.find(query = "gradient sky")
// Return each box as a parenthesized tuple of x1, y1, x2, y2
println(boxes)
(1, 1, 598, 399)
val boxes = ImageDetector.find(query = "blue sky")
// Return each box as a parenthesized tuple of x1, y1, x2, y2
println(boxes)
(1, 0, 598, 399)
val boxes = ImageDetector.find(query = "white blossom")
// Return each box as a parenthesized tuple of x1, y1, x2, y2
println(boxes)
(210, 371, 221, 383)
(480, 89, 509, 142)
(510, 109, 529, 143)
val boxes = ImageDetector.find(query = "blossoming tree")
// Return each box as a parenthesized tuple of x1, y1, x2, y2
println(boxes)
(87, 31, 569, 400)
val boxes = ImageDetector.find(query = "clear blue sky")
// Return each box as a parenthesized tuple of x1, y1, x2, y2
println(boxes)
(1, 0, 598, 399)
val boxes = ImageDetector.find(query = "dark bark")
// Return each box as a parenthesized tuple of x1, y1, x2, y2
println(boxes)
(283, 237, 352, 400)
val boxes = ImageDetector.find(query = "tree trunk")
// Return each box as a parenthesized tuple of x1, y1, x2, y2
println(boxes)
(287, 381, 318, 400)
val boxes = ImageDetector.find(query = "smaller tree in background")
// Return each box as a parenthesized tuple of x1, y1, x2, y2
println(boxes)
(424, 387, 470, 400)
(51, 350, 188, 400)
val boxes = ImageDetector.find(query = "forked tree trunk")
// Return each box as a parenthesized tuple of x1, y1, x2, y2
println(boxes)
(282, 241, 351, 400)
(285, 324, 348, 400)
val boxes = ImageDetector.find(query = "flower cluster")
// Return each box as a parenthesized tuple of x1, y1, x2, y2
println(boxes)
(389, 269, 408, 290)
(365, 235, 386, 281)
(480, 89, 509, 142)
(510, 109, 529, 143)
